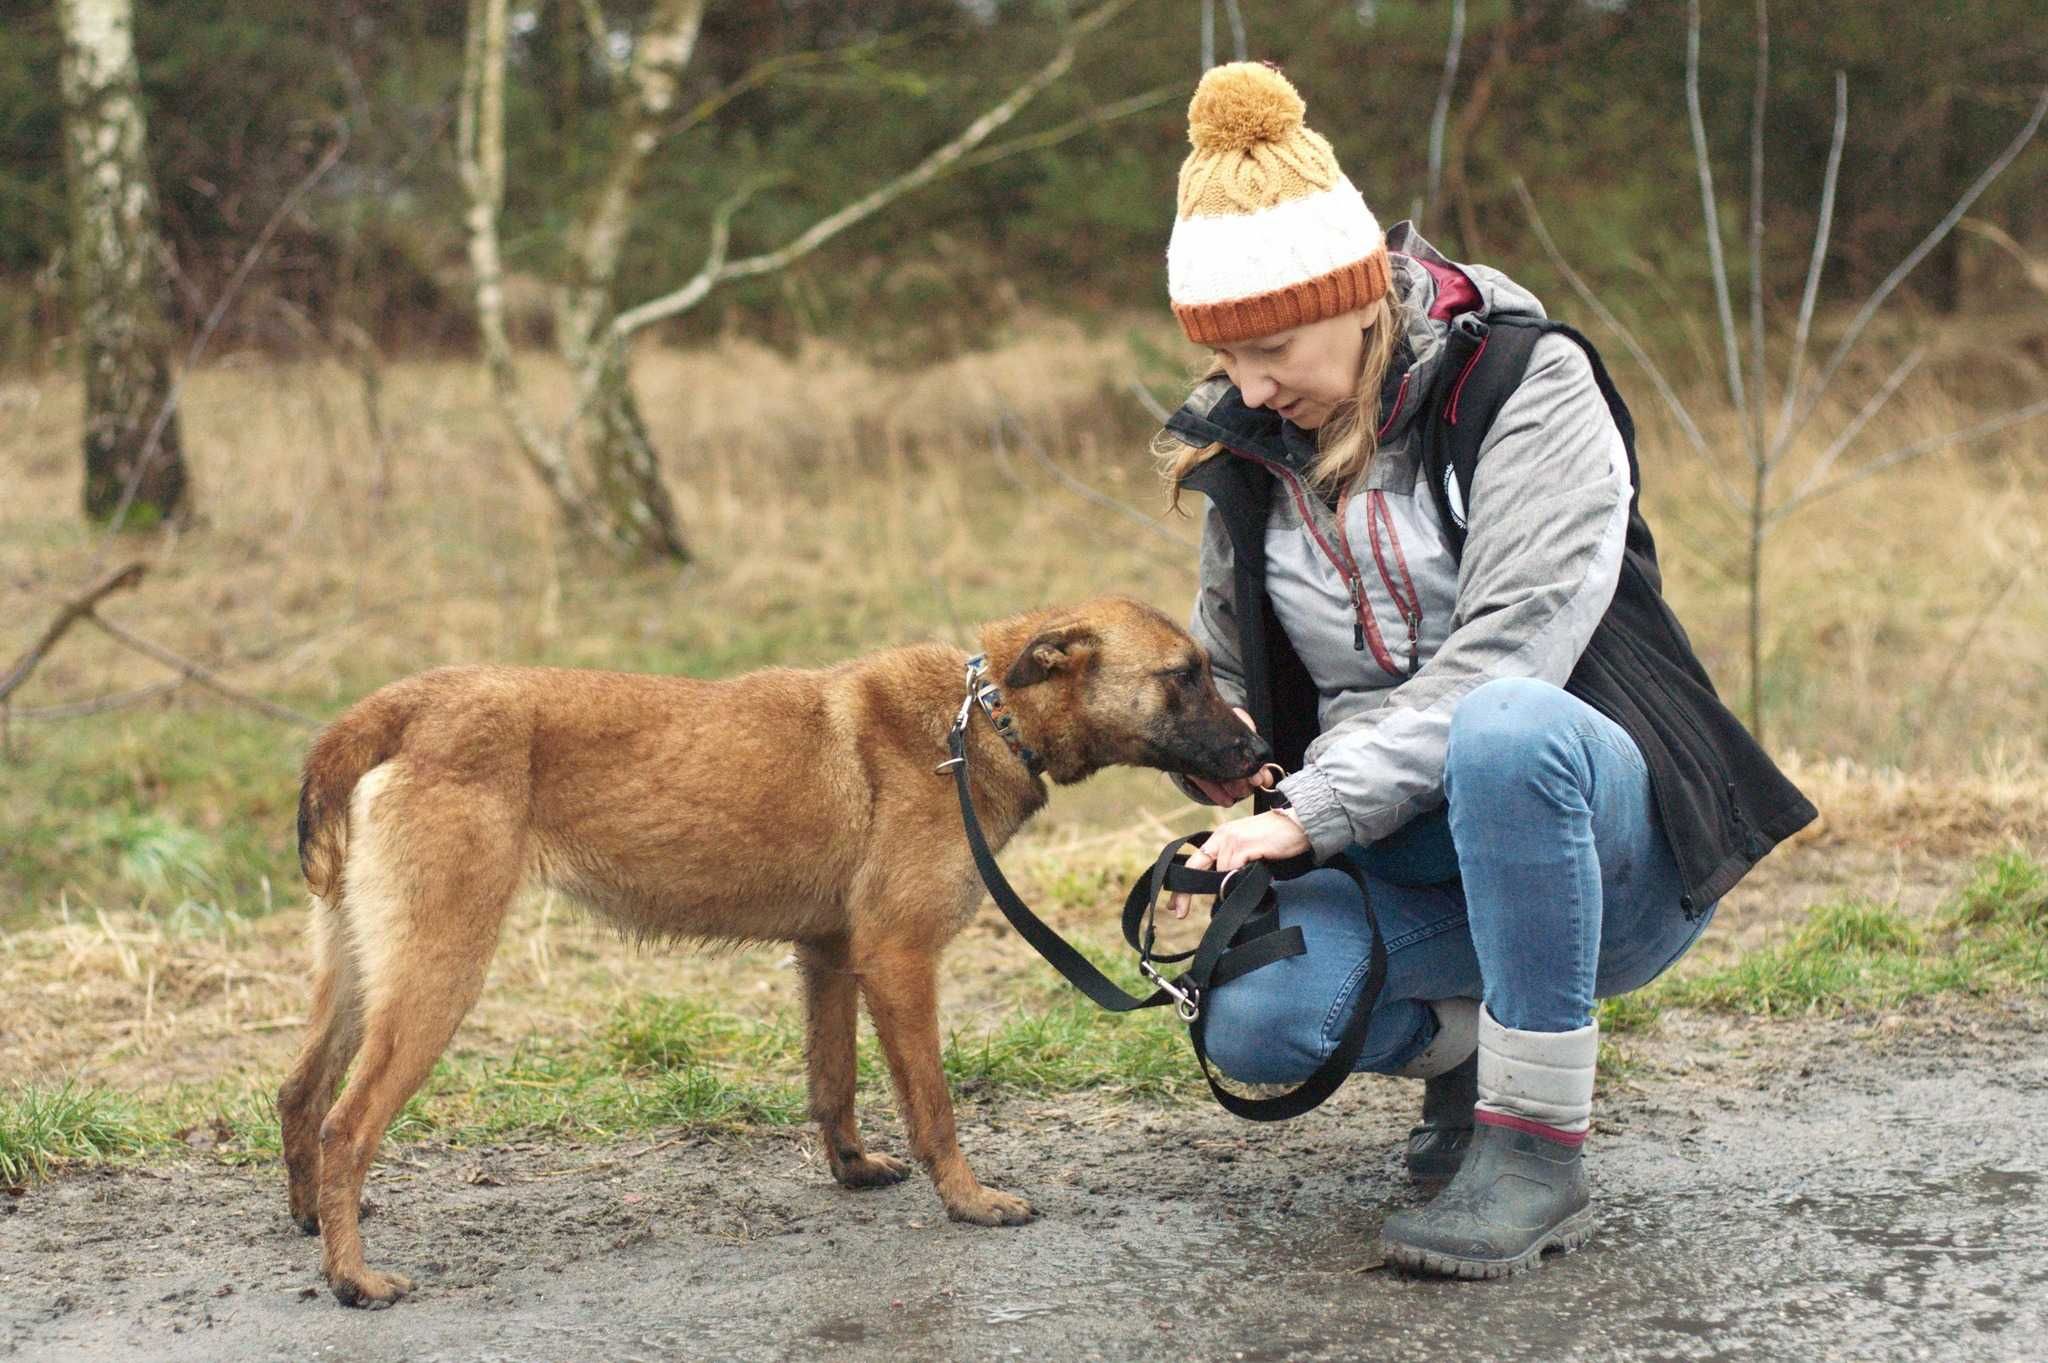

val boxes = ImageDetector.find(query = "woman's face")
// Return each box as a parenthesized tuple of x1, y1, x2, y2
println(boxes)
(1214, 308, 1370, 430)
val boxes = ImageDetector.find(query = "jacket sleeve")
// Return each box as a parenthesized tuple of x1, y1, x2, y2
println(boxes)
(1172, 501, 1253, 804)
(1275, 335, 1633, 860)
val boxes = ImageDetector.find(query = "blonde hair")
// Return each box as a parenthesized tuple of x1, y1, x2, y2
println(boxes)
(1157, 293, 1406, 511)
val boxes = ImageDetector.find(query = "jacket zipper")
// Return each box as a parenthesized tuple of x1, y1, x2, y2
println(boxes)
(1212, 433, 1428, 683)
(1365, 489, 1424, 676)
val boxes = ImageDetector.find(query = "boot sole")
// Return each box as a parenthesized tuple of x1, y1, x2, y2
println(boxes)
(1379, 1204, 1596, 1280)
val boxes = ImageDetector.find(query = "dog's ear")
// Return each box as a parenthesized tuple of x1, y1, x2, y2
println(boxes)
(1003, 624, 1099, 689)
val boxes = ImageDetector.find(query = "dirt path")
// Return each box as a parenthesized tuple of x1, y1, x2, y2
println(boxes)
(4, 1010, 2043, 1363)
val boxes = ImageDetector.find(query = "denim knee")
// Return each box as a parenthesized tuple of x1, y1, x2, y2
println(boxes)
(1444, 677, 1583, 803)
(1197, 985, 1325, 1086)
(1197, 983, 1437, 1085)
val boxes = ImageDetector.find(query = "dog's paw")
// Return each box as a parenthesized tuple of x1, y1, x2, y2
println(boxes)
(834, 1151, 912, 1190)
(330, 1267, 414, 1309)
(945, 1187, 1035, 1227)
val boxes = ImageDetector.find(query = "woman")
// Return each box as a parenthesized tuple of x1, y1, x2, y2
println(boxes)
(1154, 63, 1816, 1278)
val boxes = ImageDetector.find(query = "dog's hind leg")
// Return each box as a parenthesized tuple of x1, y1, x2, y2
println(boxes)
(278, 896, 365, 1234)
(854, 931, 1033, 1227)
(799, 934, 909, 1190)
(313, 774, 522, 1308)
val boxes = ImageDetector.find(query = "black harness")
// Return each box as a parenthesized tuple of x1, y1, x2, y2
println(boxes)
(943, 655, 1385, 1121)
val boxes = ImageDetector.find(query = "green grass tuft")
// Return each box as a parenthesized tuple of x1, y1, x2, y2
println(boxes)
(943, 999, 1194, 1101)
(1597, 991, 1663, 1035)
(1947, 851, 2048, 932)
(0, 1083, 153, 1184)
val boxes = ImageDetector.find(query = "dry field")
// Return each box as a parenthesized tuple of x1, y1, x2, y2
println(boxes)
(2, 308, 2045, 1136)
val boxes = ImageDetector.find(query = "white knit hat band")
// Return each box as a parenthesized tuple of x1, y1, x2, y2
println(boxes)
(1167, 176, 1383, 307)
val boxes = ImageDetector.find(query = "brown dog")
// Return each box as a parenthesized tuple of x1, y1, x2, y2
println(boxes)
(278, 595, 1268, 1306)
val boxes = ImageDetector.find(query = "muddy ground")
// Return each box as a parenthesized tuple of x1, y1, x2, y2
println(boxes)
(3, 1008, 2042, 1363)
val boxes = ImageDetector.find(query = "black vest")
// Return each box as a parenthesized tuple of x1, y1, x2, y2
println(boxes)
(1177, 315, 1817, 916)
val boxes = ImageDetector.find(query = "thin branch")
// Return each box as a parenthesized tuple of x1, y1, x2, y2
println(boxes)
(1201, 0, 1214, 71)
(1419, 0, 1465, 232)
(1686, 0, 1748, 421)
(0, 562, 147, 703)
(1772, 84, 2048, 462)
(83, 613, 319, 728)
(666, 32, 922, 145)
(1745, 0, 1768, 472)
(94, 124, 350, 554)
(610, 0, 1137, 340)
(577, 0, 627, 81)
(1908, 564, 2027, 765)
(1773, 71, 1846, 449)
(996, 409, 1196, 556)
(1222, 0, 1247, 62)
(1767, 397, 2048, 524)
(952, 87, 1175, 174)
(10, 679, 185, 723)
(1511, 178, 1747, 512)
(1781, 345, 1924, 508)
(1127, 378, 1172, 425)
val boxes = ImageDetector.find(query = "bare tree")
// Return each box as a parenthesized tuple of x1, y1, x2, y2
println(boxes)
(57, 0, 186, 527)
(1412, 0, 1465, 232)
(1516, 0, 2047, 744)
(458, 0, 1144, 562)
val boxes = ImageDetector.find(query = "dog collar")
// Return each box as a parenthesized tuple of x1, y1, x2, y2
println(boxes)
(952, 653, 1044, 778)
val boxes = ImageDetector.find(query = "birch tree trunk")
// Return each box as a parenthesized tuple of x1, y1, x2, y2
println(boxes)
(58, 0, 187, 527)
(459, 0, 1138, 564)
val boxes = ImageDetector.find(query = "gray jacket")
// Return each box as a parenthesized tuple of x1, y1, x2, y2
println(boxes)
(1185, 225, 1633, 861)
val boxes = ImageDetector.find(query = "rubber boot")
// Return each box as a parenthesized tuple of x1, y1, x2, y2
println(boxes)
(1380, 1005, 1597, 1279)
(1394, 998, 1478, 1185)
(1404, 1052, 1476, 1184)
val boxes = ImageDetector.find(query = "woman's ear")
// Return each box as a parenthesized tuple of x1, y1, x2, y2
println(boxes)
(1003, 624, 1099, 689)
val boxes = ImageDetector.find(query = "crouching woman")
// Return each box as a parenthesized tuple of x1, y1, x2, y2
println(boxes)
(1153, 62, 1816, 1278)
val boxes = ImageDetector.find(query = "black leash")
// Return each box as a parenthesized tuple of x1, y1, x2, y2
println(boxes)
(944, 674, 1387, 1121)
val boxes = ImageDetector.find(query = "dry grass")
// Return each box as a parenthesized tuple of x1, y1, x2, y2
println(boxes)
(2, 306, 2045, 1110)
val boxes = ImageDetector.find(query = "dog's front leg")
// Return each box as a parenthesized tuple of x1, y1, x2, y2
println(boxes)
(854, 936, 1034, 1226)
(798, 935, 910, 1190)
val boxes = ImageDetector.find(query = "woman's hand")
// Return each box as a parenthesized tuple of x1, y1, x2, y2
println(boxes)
(1184, 708, 1279, 806)
(1169, 810, 1311, 918)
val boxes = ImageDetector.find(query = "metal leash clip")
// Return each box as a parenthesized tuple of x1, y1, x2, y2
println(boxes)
(1139, 956, 1201, 1023)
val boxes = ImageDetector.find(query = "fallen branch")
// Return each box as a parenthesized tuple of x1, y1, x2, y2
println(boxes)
(82, 614, 319, 729)
(0, 561, 148, 704)
(9, 679, 186, 722)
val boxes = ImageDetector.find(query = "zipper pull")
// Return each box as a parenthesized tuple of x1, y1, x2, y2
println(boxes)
(1348, 579, 1366, 651)
(1406, 612, 1420, 676)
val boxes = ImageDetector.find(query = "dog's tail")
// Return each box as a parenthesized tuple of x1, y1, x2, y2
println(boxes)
(297, 688, 411, 901)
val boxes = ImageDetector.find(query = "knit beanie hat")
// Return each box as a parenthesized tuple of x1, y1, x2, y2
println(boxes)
(1167, 62, 1389, 346)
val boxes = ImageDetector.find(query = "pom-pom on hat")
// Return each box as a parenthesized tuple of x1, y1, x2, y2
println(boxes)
(1167, 62, 1388, 346)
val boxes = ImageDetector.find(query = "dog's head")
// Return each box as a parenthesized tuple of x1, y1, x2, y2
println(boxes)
(989, 596, 1271, 786)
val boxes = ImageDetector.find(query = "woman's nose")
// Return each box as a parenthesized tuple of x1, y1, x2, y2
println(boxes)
(1240, 374, 1277, 408)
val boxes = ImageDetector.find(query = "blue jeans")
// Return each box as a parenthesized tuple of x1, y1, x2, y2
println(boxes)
(1201, 677, 1715, 1085)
